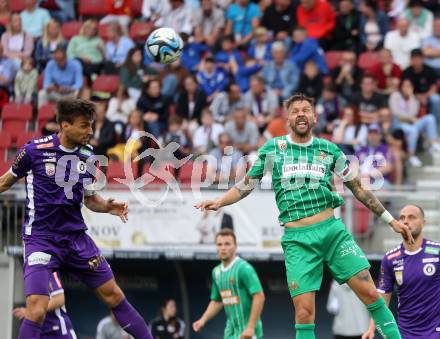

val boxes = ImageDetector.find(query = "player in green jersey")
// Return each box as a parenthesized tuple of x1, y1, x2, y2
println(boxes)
(192, 229, 265, 339)
(196, 94, 414, 339)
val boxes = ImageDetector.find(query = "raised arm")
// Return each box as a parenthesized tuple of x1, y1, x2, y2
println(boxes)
(84, 194, 128, 223)
(0, 171, 17, 193)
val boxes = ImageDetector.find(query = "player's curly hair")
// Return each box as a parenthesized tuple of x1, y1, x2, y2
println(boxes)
(56, 98, 96, 125)
(283, 93, 315, 111)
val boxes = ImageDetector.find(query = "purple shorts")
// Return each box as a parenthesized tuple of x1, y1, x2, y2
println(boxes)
(23, 231, 114, 296)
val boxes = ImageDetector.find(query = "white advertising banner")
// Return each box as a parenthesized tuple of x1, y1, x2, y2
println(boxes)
(82, 190, 285, 255)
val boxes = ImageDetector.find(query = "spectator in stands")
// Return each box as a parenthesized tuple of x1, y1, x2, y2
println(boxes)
(14, 57, 37, 104)
(0, 0, 9, 29)
(289, 26, 328, 75)
(369, 48, 402, 96)
(356, 123, 395, 187)
(38, 46, 83, 107)
(141, 0, 170, 23)
(389, 78, 440, 167)
(331, 0, 361, 52)
(224, 108, 260, 155)
(96, 313, 132, 339)
(177, 74, 207, 127)
(120, 47, 158, 101)
(228, 57, 262, 93)
(315, 84, 346, 135)
(163, 116, 191, 160)
(244, 75, 278, 131)
(67, 19, 104, 81)
(193, 108, 224, 155)
(297, 60, 324, 100)
(331, 50, 363, 100)
(333, 105, 368, 154)
(20, 0, 51, 38)
(151, 298, 185, 339)
(0, 43, 17, 95)
(384, 18, 421, 70)
(351, 74, 384, 124)
(215, 35, 244, 69)
(403, 0, 434, 39)
(206, 132, 244, 184)
(89, 98, 116, 157)
(35, 19, 67, 72)
(196, 56, 229, 102)
(193, 0, 224, 48)
(137, 79, 169, 138)
(106, 86, 136, 124)
(1, 13, 33, 68)
(43, 0, 75, 24)
(261, 0, 296, 39)
(156, 0, 193, 35)
(247, 27, 272, 63)
(296, 0, 336, 49)
(210, 82, 244, 124)
(180, 33, 208, 73)
(403, 48, 440, 121)
(78, 86, 92, 101)
(359, 0, 389, 51)
(262, 41, 299, 100)
(225, 0, 261, 47)
(422, 17, 440, 74)
(100, 0, 132, 30)
(264, 109, 289, 140)
(104, 22, 134, 74)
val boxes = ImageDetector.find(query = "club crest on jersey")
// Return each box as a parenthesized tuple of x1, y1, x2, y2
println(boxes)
(423, 263, 436, 276)
(45, 163, 55, 176)
(229, 277, 235, 285)
(395, 271, 403, 285)
(278, 139, 287, 152)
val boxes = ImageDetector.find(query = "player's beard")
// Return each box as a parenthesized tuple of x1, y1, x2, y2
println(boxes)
(410, 226, 422, 240)
(290, 118, 314, 138)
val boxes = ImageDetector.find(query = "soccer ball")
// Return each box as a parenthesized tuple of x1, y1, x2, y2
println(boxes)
(145, 27, 184, 65)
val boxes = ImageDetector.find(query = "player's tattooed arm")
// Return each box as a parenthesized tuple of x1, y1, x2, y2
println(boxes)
(0, 172, 17, 193)
(234, 175, 260, 199)
(344, 176, 386, 216)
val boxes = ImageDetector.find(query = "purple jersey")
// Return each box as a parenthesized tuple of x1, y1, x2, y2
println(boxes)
(41, 271, 75, 336)
(378, 239, 440, 338)
(10, 134, 96, 237)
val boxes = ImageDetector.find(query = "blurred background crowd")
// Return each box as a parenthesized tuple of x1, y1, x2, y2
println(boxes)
(1, 0, 440, 186)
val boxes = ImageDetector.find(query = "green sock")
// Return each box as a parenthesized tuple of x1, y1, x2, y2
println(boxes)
(367, 298, 401, 339)
(295, 324, 315, 339)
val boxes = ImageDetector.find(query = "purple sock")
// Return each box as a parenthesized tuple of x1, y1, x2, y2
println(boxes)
(18, 318, 41, 339)
(112, 298, 152, 339)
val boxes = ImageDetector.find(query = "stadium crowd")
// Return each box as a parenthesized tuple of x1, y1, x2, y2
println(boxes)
(1, 0, 440, 185)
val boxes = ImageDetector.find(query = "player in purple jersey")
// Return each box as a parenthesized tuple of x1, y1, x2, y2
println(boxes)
(363, 204, 440, 339)
(14, 271, 77, 339)
(0, 99, 153, 339)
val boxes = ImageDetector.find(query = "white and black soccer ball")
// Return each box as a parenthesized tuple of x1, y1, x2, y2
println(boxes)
(145, 27, 184, 65)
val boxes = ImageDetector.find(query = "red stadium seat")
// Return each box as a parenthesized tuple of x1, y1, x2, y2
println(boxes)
(1, 104, 32, 142)
(129, 21, 154, 42)
(92, 75, 120, 94)
(131, 0, 143, 17)
(0, 131, 12, 161)
(325, 51, 344, 70)
(358, 51, 380, 70)
(78, 0, 109, 17)
(16, 132, 39, 148)
(178, 161, 207, 184)
(0, 160, 13, 175)
(142, 162, 176, 185)
(9, 0, 26, 12)
(37, 104, 56, 131)
(61, 21, 83, 40)
(106, 161, 138, 184)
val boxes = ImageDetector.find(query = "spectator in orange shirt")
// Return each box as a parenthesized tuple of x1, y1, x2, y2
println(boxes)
(296, 0, 336, 49)
(100, 0, 132, 30)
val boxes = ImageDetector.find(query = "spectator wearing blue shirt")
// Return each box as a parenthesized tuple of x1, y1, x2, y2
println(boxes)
(197, 56, 229, 102)
(262, 41, 299, 100)
(20, 0, 51, 38)
(38, 46, 83, 107)
(247, 27, 272, 62)
(0, 44, 17, 94)
(225, 0, 262, 47)
(215, 35, 244, 69)
(422, 18, 440, 75)
(359, 0, 390, 51)
(104, 22, 134, 74)
(229, 58, 262, 93)
(180, 33, 208, 72)
(289, 27, 328, 75)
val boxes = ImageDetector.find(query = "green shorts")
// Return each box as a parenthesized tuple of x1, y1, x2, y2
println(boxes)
(281, 216, 370, 298)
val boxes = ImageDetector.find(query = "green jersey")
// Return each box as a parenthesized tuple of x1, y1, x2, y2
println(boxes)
(211, 257, 263, 339)
(247, 135, 354, 224)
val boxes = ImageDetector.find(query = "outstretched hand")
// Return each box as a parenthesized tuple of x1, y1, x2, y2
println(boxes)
(107, 198, 128, 223)
(390, 219, 414, 244)
(194, 200, 221, 211)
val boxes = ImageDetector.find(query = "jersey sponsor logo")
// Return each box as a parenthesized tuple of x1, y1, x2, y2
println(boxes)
(28, 251, 51, 266)
(392, 258, 403, 266)
(393, 266, 404, 271)
(277, 140, 287, 151)
(79, 147, 92, 156)
(43, 157, 56, 163)
(436, 327, 440, 332)
(425, 246, 440, 255)
(76, 161, 87, 174)
(12, 148, 27, 170)
(423, 257, 439, 263)
(220, 290, 239, 305)
(34, 135, 53, 144)
(387, 251, 401, 260)
(339, 240, 361, 257)
(423, 263, 436, 276)
(43, 152, 56, 157)
(395, 271, 403, 285)
(290, 281, 298, 291)
(88, 254, 105, 270)
(282, 163, 325, 179)
(45, 163, 56, 176)
(36, 142, 54, 149)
